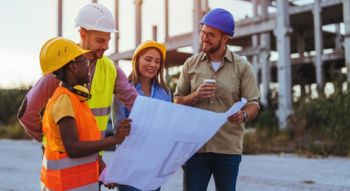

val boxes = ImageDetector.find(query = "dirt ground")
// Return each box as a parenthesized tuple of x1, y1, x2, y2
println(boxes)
(1, 139, 350, 191)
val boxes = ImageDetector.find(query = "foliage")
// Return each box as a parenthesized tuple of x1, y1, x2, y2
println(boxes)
(289, 82, 350, 156)
(0, 88, 29, 139)
(245, 81, 350, 157)
(0, 119, 29, 139)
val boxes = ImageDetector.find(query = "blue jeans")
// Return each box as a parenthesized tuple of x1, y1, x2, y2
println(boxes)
(183, 153, 241, 191)
(118, 185, 160, 191)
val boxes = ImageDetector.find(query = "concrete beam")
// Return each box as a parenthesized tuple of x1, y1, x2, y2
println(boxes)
(166, 33, 192, 50)
(270, 51, 344, 66)
(109, 50, 134, 61)
(289, 0, 342, 15)
(235, 16, 275, 38)
(235, 0, 342, 38)
(235, 46, 266, 57)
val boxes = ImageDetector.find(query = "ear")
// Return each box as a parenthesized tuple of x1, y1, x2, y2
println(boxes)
(80, 29, 87, 42)
(222, 34, 229, 44)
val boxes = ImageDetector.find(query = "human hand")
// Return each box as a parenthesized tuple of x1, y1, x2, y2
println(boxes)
(114, 118, 132, 144)
(104, 182, 118, 189)
(227, 110, 245, 124)
(195, 82, 216, 100)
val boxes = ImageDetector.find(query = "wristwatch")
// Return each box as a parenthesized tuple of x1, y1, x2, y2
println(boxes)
(242, 111, 249, 123)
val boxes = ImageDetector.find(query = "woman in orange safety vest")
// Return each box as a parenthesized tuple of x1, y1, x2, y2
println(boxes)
(39, 37, 131, 191)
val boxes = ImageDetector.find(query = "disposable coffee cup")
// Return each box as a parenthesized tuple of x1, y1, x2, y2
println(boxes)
(203, 79, 216, 84)
(203, 79, 216, 103)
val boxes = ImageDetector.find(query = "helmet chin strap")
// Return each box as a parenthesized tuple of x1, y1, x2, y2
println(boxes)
(61, 82, 92, 102)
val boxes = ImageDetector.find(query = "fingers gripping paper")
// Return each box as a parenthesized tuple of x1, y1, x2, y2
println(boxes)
(100, 96, 247, 190)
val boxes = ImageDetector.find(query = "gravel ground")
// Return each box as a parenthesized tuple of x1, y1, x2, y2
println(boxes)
(1, 139, 350, 191)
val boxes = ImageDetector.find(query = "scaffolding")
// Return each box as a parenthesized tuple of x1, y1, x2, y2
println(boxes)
(58, 0, 350, 128)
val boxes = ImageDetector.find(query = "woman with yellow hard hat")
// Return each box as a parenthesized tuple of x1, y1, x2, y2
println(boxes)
(39, 37, 131, 191)
(115, 40, 171, 191)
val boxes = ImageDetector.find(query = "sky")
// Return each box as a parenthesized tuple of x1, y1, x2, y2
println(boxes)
(0, 0, 254, 88)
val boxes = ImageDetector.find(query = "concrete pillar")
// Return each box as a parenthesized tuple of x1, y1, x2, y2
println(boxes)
(251, 0, 259, 81)
(334, 23, 342, 54)
(152, 25, 158, 41)
(252, 35, 259, 78)
(297, 31, 305, 62)
(297, 31, 306, 98)
(57, 0, 62, 37)
(260, 0, 271, 107)
(192, 0, 201, 54)
(275, 0, 292, 129)
(135, 0, 143, 47)
(165, 0, 169, 41)
(313, 0, 324, 87)
(115, 0, 119, 54)
(343, 0, 350, 81)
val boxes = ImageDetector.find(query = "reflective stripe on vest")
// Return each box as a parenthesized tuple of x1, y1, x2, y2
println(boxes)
(41, 182, 99, 191)
(91, 106, 111, 116)
(43, 153, 98, 170)
(88, 56, 116, 133)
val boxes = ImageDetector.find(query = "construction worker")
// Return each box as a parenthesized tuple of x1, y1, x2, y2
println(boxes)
(174, 8, 260, 191)
(115, 40, 171, 191)
(17, 3, 137, 143)
(39, 37, 131, 191)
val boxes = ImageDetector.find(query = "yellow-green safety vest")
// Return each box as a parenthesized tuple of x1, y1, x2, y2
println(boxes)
(88, 56, 117, 137)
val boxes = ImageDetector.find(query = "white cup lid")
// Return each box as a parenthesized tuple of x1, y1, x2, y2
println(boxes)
(203, 79, 216, 83)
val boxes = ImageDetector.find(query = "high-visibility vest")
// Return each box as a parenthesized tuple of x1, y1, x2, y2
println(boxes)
(42, 56, 117, 146)
(88, 56, 117, 137)
(41, 86, 101, 191)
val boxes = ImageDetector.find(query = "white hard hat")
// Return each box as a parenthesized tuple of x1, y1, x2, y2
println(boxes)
(75, 3, 118, 33)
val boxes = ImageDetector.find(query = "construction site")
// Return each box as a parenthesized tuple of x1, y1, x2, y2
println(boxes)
(1, 1, 350, 190)
(55, 0, 350, 128)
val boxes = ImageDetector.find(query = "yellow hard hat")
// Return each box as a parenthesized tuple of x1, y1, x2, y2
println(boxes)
(40, 37, 91, 75)
(132, 40, 166, 70)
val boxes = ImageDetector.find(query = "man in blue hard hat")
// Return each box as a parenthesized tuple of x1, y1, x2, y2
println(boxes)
(174, 8, 260, 191)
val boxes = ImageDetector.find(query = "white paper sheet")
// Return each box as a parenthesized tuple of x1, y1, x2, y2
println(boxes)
(100, 96, 247, 190)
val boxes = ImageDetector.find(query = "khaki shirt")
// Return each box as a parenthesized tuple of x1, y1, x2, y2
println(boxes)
(174, 47, 260, 154)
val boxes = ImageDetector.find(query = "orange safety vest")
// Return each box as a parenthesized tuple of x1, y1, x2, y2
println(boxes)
(41, 86, 101, 191)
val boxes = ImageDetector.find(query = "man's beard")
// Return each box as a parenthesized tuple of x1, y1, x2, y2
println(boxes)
(201, 39, 222, 54)
(91, 50, 104, 59)
(86, 42, 105, 59)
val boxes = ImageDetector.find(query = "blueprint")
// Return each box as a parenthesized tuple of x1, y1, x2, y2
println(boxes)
(100, 96, 247, 190)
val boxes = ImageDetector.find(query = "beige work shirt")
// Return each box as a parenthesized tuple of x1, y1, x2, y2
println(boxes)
(174, 47, 260, 154)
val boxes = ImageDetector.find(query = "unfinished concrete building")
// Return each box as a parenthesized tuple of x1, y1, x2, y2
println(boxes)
(57, 0, 350, 128)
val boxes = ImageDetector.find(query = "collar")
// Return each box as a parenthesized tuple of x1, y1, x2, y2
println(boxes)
(200, 46, 234, 63)
(134, 80, 159, 96)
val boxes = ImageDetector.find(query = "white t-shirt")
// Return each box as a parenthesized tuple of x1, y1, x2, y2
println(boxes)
(211, 61, 222, 72)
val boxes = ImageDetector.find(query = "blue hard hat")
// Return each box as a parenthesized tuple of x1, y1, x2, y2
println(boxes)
(200, 8, 235, 37)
